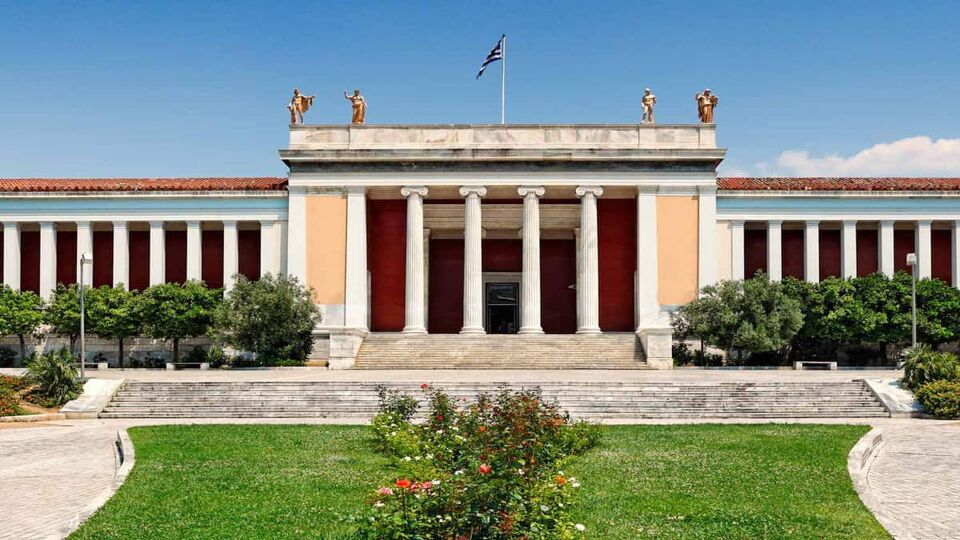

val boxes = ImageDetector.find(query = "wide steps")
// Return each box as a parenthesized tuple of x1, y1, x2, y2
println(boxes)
(353, 333, 647, 369)
(101, 380, 889, 419)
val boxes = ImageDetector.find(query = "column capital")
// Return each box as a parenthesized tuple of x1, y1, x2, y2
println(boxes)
(730, 219, 745, 228)
(258, 219, 274, 227)
(917, 219, 933, 227)
(112, 220, 128, 229)
(459, 186, 487, 198)
(2, 221, 19, 229)
(698, 185, 718, 195)
(842, 219, 858, 227)
(517, 186, 545, 198)
(148, 220, 164, 228)
(345, 186, 366, 196)
(768, 220, 783, 227)
(39, 221, 56, 229)
(186, 220, 201, 228)
(575, 185, 604, 198)
(222, 220, 238, 228)
(804, 219, 820, 226)
(401, 186, 429, 198)
(880, 220, 896, 227)
(76, 220, 92, 228)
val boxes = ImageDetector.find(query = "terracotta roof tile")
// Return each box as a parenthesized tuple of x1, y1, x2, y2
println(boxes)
(0, 177, 287, 193)
(717, 177, 960, 192)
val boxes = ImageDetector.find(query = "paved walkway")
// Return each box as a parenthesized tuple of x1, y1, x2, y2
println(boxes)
(866, 421, 960, 539)
(0, 422, 119, 540)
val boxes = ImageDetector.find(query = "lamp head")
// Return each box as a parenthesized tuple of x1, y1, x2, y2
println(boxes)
(906, 253, 917, 266)
(80, 252, 94, 264)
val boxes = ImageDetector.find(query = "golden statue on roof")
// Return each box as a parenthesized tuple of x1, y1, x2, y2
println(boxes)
(344, 89, 367, 124)
(695, 88, 719, 123)
(287, 88, 315, 125)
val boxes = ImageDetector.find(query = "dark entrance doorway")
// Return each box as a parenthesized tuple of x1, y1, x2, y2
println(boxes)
(485, 282, 519, 334)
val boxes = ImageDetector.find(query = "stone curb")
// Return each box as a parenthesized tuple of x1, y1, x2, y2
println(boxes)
(60, 378, 126, 419)
(61, 428, 136, 538)
(0, 412, 67, 423)
(863, 379, 922, 418)
(847, 428, 911, 540)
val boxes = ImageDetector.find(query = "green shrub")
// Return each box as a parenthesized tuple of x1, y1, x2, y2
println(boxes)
(915, 380, 960, 418)
(901, 345, 960, 389)
(25, 349, 83, 406)
(0, 386, 24, 416)
(672, 342, 723, 366)
(0, 374, 29, 392)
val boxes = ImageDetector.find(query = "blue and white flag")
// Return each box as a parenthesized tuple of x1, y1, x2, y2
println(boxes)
(476, 35, 504, 79)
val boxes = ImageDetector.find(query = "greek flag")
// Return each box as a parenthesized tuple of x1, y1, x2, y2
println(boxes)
(476, 35, 504, 79)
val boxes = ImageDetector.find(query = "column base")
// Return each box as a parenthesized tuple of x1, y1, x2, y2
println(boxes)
(518, 327, 544, 335)
(576, 327, 602, 335)
(402, 326, 427, 334)
(460, 326, 485, 335)
(637, 326, 673, 370)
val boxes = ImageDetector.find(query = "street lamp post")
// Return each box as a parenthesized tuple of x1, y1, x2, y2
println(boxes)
(79, 252, 93, 380)
(906, 252, 917, 349)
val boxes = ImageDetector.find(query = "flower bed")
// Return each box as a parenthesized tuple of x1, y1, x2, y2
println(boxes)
(354, 384, 601, 539)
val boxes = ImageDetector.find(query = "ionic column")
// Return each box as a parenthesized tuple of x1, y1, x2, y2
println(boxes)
(186, 221, 202, 281)
(842, 220, 858, 278)
(637, 187, 660, 326)
(460, 186, 486, 334)
(148, 221, 165, 286)
(344, 187, 369, 330)
(917, 220, 932, 279)
(402, 186, 428, 334)
(222, 220, 238, 290)
(767, 220, 783, 281)
(76, 222, 94, 287)
(953, 221, 960, 287)
(2, 222, 20, 290)
(112, 221, 129, 288)
(804, 220, 820, 283)
(39, 222, 57, 300)
(518, 186, 545, 334)
(697, 186, 717, 289)
(879, 220, 895, 277)
(259, 219, 279, 278)
(576, 185, 603, 334)
(730, 220, 745, 281)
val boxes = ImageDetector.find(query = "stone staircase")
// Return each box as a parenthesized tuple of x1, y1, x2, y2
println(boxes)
(353, 333, 647, 369)
(100, 380, 890, 419)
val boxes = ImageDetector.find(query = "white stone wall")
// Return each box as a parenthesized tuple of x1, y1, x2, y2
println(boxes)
(0, 334, 212, 367)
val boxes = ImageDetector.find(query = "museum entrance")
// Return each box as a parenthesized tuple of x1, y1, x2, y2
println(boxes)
(485, 282, 519, 334)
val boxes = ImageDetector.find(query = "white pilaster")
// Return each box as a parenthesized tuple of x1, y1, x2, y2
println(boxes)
(697, 186, 717, 290)
(917, 220, 932, 279)
(344, 187, 368, 330)
(767, 220, 783, 281)
(637, 187, 660, 327)
(112, 221, 129, 288)
(402, 186, 429, 334)
(842, 220, 858, 278)
(460, 186, 487, 334)
(2, 222, 20, 291)
(39, 222, 56, 300)
(186, 221, 202, 282)
(879, 220, 895, 277)
(76, 222, 93, 287)
(730, 220, 745, 281)
(148, 221, 165, 286)
(286, 189, 307, 283)
(804, 220, 820, 283)
(518, 186, 545, 334)
(259, 219, 279, 278)
(576, 185, 603, 334)
(222, 220, 239, 290)
(953, 221, 960, 287)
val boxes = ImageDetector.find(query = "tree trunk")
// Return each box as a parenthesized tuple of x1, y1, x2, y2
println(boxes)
(17, 335, 26, 367)
(173, 339, 180, 364)
(118, 337, 125, 369)
(69, 335, 78, 356)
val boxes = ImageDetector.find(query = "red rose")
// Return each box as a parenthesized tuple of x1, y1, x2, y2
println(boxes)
(478, 426, 487, 433)
(395, 478, 412, 489)
(479, 464, 492, 475)
(420, 383, 429, 390)
(437, 415, 444, 421)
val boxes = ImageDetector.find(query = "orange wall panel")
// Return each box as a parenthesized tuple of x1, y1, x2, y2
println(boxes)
(657, 196, 699, 305)
(305, 195, 347, 305)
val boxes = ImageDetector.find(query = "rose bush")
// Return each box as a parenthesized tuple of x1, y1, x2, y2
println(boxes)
(356, 385, 600, 539)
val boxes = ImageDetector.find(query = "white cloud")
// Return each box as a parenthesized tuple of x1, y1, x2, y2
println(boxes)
(754, 136, 960, 177)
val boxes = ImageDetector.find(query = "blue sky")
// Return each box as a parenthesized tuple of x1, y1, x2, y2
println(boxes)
(1, 1, 957, 178)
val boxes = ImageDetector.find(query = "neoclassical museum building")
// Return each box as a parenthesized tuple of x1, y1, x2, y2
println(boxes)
(2, 123, 958, 368)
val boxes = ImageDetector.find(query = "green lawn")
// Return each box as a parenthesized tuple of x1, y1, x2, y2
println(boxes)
(71, 424, 887, 540)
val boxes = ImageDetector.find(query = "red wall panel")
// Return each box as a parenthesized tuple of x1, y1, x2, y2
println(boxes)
(483, 239, 522, 272)
(744, 228, 767, 278)
(202, 230, 224, 288)
(55, 230, 77, 286)
(128, 231, 150, 291)
(165, 231, 187, 284)
(932, 229, 952, 283)
(541, 239, 577, 334)
(857, 229, 879, 276)
(894, 229, 915, 274)
(238, 229, 260, 280)
(598, 199, 636, 332)
(428, 239, 464, 334)
(367, 200, 406, 331)
(92, 231, 113, 287)
(781, 230, 804, 279)
(20, 231, 40, 293)
(819, 229, 841, 279)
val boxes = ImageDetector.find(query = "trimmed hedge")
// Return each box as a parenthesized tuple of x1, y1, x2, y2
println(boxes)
(915, 380, 960, 418)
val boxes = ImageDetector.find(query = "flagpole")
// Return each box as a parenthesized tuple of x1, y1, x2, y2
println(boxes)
(500, 34, 506, 125)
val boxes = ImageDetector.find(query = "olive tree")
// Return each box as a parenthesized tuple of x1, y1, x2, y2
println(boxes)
(141, 281, 220, 363)
(87, 285, 142, 367)
(44, 284, 83, 354)
(0, 286, 45, 364)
